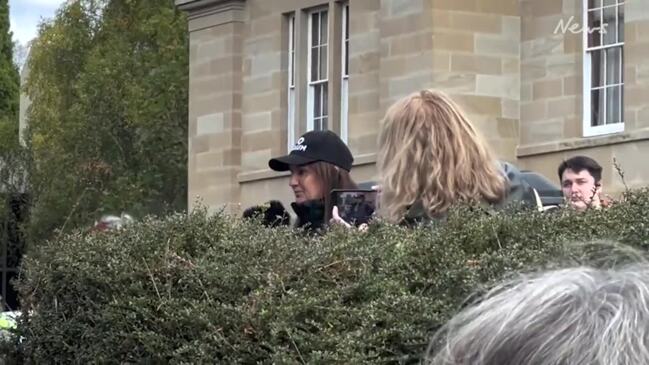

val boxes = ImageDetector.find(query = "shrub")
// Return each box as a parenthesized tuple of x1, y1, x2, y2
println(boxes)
(5, 189, 649, 364)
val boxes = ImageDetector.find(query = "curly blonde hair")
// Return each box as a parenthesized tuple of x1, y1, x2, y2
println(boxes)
(377, 89, 507, 223)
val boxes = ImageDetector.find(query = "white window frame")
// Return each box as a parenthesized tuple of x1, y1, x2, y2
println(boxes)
(307, 8, 329, 132)
(287, 13, 296, 151)
(582, 0, 625, 137)
(340, 3, 349, 143)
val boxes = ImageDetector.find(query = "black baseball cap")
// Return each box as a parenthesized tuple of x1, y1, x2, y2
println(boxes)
(269, 130, 354, 172)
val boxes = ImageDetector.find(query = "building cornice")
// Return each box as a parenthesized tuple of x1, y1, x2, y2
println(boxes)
(517, 128, 649, 157)
(176, 0, 245, 13)
(176, 0, 246, 30)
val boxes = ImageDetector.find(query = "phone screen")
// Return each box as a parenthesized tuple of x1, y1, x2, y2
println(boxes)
(331, 189, 378, 225)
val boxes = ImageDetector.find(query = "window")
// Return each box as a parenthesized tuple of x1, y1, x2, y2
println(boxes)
(287, 13, 296, 152)
(285, 3, 349, 148)
(340, 3, 349, 143)
(583, 0, 624, 137)
(307, 8, 329, 131)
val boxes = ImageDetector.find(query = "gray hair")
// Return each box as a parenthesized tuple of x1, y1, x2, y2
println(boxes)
(425, 265, 649, 365)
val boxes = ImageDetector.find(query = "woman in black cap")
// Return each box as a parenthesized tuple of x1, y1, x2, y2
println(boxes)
(268, 130, 357, 232)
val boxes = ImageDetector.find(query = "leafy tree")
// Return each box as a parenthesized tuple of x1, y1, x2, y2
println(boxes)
(0, 0, 19, 121)
(24, 0, 188, 243)
(0, 0, 25, 200)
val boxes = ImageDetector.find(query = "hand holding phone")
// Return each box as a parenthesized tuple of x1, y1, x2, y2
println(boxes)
(330, 189, 378, 226)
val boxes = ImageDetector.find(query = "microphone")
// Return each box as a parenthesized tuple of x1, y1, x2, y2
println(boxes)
(242, 200, 290, 228)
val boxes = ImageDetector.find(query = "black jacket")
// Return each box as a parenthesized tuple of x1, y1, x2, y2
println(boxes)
(291, 199, 326, 233)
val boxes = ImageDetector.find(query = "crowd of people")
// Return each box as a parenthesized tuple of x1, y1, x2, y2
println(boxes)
(241, 88, 633, 364)
(245, 89, 609, 232)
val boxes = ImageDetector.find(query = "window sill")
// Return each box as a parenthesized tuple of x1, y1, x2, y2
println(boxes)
(237, 152, 377, 183)
(516, 128, 649, 157)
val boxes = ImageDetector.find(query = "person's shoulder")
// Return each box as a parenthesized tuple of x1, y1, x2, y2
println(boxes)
(497, 160, 538, 208)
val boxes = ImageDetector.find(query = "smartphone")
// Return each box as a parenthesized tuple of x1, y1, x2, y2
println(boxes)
(331, 189, 378, 225)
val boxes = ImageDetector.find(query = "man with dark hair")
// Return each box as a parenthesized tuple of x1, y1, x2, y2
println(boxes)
(557, 155, 604, 211)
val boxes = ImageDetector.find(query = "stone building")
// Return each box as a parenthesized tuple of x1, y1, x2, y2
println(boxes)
(175, 0, 649, 214)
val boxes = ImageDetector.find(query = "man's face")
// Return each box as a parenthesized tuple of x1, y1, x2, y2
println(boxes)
(561, 168, 601, 211)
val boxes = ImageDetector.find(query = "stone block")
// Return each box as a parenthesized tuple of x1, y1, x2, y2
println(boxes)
(497, 117, 520, 139)
(390, 32, 434, 55)
(475, 34, 519, 56)
(382, 13, 428, 37)
(521, 118, 564, 142)
(453, 94, 502, 115)
(351, 31, 381, 55)
(521, 58, 547, 81)
(388, 72, 434, 98)
(451, 54, 502, 75)
(502, 98, 520, 119)
(546, 53, 580, 77)
(533, 78, 563, 100)
(432, 9, 451, 29)
(432, 31, 474, 52)
(547, 96, 578, 118)
(502, 58, 520, 74)
(521, 82, 533, 102)
(521, 101, 547, 122)
(521, 36, 563, 59)
(389, 0, 425, 16)
(349, 91, 381, 114)
(431, 72, 477, 93)
(626, 1, 649, 22)
(242, 111, 272, 133)
(476, 74, 520, 99)
(433, 0, 478, 12)
(197, 113, 225, 136)
(241, 148, 273, 171)
(502, 16, 521, 37)
(478, 0, 519, 16)
(450, 13, 502, 34)
(563, 75, 581, 95)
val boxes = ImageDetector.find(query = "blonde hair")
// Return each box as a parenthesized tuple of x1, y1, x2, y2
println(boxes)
(377, 89, 506, 223)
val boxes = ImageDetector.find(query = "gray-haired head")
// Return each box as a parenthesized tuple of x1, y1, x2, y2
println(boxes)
(425, 265, 649, 365)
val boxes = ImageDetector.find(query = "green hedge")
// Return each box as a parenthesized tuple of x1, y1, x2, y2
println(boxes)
(5, 190, 649, 363)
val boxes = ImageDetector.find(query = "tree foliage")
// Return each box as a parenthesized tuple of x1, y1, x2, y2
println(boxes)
(24, 0, 188, 243)
(0, 0, 19, 121)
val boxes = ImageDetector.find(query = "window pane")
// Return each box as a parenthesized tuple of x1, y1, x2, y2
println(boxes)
(618, 4, 624, 42)
(345, 6, 349, 40)
(588, 10, 602, 47)
(320, 116, 328, 130)
(618, 85, 624, 123)
(311, 13, 319, 46)
(603, 0, 615, 6)
(311, 47, 318, 81)
(290, 50, 295, 86)
(606, 47, 621, 85)
(344, 5, 349, 77)
(322, 84, 329, 117)
(591, 89, 605, 126)
(344, 40, 349, 76)
(591, 50, 604, 87)
(320, 11, 328, 45)
(314, 84, 322, 118)
(588, 0, 600, 8)
(606, 85, 621, 124)
(602, 6, 617, 45)
(320, 45, 328, 79)
(621, 48, 624, 83)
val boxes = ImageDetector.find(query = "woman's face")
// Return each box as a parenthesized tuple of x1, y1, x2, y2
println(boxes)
(289, 164, 324, 204)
